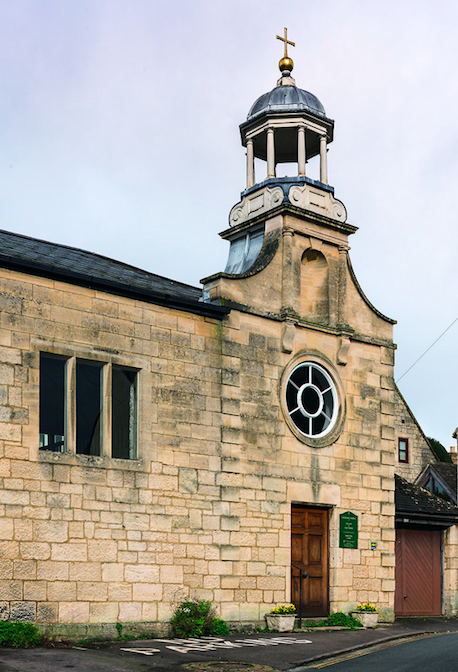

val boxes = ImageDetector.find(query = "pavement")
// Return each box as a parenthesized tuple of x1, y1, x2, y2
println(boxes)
(1, 617, 458, 672)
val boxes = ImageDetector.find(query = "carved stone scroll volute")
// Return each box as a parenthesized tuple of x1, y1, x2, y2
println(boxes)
(337, 337, 351, 365)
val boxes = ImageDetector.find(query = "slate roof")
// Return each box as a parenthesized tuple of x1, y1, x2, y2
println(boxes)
(395, 474, 458, 524)
(247, 85, 327, 121)
(0, 229, 229, 319)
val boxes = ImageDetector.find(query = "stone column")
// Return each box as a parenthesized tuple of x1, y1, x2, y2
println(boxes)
(281, 227, 294, 315)
(298, 126, 306, 176)
(338, 246, 348, 326)
(65, 357, 76, 454)
(246, 139, 255, 189)
(267, 128, 276, 178)
(102, 363, 112, 458)
(320, 135, 328, 184)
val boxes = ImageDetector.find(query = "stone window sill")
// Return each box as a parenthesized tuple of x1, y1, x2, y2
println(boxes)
(38, 450, 144, 471)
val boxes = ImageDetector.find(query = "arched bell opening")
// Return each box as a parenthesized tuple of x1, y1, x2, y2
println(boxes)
(244, 125, 329, 189)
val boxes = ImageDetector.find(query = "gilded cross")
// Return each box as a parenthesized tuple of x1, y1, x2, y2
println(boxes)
(276, 27, 295, 58)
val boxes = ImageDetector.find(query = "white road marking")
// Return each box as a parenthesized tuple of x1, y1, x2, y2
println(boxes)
(153, 637, 312, 654)
(120, 647, 160, 656)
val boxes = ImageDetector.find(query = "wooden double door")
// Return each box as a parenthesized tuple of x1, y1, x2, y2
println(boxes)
(395, 528, 441, 616)
(291, 506, 328, 616)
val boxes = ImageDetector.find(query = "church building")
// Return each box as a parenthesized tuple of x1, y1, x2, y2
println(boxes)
(1, 34, 457, 637)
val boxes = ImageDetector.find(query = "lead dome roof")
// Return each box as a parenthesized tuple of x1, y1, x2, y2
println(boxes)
(247, 84, 326, 121)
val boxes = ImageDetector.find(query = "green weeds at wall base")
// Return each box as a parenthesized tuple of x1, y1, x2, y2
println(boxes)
(305, 612, 363, 629)
(0, 622, 42, 648)
(170, 599, 229, 638)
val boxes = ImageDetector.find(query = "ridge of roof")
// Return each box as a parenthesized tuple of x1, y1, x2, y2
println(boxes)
(394, 383, 440, 461)
(0, 229, 230, 320)
(0, 228, 200, 294)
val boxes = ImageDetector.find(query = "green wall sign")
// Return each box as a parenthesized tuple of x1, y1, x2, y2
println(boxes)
(339, 511, 358, 549)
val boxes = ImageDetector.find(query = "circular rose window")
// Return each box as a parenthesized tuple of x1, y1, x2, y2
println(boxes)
(285, 362, 338, 439)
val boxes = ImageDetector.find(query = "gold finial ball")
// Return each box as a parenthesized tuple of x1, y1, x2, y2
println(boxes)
(279, 56, 294, 74)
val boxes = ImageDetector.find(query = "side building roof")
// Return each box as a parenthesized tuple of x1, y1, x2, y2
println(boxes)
(415, 461, 457, 505)
(0, 229, 229, 320)
(395, 474, 458, 527)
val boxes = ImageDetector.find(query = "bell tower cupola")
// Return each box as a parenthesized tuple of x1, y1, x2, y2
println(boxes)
(242, 28, 332, 188)
(202, 31, 354, 322)
(228, 29, 346, 229)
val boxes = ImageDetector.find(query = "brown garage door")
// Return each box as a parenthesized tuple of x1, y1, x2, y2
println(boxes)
(395, 528, 441, 616)
(291, 506, 328, 617)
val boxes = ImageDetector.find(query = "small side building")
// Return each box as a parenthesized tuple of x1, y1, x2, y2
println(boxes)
(393, 386, 458, 615)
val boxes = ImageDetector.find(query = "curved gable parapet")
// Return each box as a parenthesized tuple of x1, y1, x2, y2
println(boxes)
(347, 254, 396, 325)
(201, 228, 281, 285)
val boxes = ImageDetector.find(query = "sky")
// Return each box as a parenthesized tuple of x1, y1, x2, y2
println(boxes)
(1, 0, 458, 451)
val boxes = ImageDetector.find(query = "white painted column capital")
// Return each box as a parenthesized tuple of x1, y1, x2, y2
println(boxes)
(267, 128, 276, 178)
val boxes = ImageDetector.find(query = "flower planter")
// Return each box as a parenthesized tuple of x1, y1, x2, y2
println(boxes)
(265, 614, 296, 632)
(352, 611, 378, 629)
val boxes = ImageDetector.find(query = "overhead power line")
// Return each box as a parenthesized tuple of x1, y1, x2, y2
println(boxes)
(396, 316, 458, 383)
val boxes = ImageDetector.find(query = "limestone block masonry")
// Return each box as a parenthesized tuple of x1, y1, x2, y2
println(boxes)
(0, 259, 396, 632)
(393, 389, 434, 481)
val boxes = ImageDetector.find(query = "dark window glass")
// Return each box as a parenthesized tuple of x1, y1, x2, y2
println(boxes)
(432, 479, 453, 503)
(285, 362, 338, 438)
(398, 438, 408, 463)
(76, 360, 102, 455)
(112, 367, 137, 459)
(422, 476, 452, 502)
(39, 354, 66, 452)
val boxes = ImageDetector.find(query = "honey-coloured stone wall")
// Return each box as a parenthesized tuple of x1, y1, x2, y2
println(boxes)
(0, 260, 398, 629)
(393, 388, 435, 481)
(0, 267, 226, 626)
